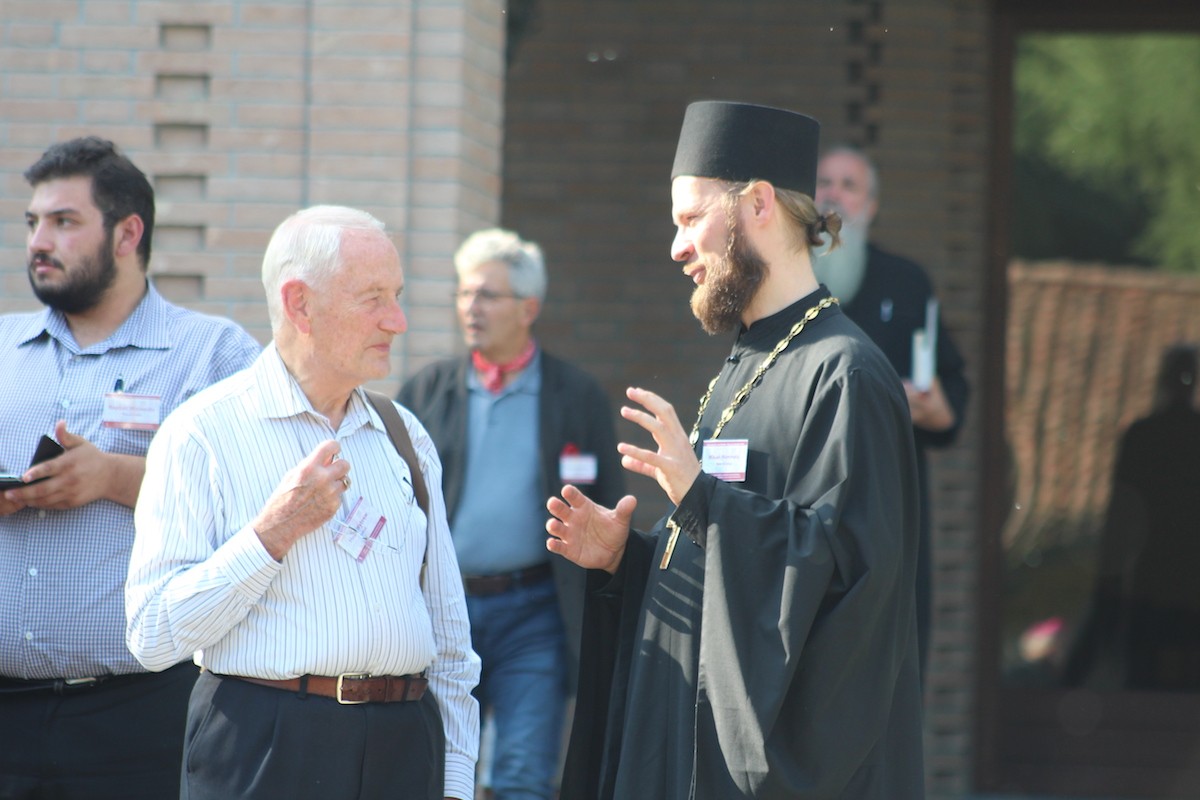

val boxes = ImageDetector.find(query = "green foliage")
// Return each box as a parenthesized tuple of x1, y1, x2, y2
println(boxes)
(1014, 34, 1200, 272)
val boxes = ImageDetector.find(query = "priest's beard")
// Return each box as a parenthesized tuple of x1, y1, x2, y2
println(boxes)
(690, 219, 767, 335)
(812, 214, 869, 304)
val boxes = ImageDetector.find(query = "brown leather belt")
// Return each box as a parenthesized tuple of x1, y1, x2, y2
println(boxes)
(221, 672, 428, 705)
(463, 561, 553, 596)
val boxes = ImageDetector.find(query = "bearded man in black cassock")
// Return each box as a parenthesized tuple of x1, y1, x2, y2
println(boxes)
(546, 101, 926, 799)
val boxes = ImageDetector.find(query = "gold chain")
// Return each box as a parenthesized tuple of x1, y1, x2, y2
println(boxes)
(688, 296, 838, 445)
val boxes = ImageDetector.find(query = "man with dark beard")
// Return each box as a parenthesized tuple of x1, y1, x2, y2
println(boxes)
(814, 146, 970, 682)
(0, 137, 260, 799)
(547, 101, 925, 799)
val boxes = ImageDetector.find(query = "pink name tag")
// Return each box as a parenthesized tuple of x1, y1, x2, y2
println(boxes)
(701, 438, 748, 482)
(332, 497, 388, 563)
(101, 393, 162, 431)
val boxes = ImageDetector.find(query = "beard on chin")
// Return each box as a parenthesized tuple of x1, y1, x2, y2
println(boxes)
(691, 224, 767, 335)
(28, 238, 117, 315)
(812, 210, 869, 304)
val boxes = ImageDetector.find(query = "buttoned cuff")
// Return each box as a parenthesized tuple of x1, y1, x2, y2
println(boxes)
(444, 753, 474, 800)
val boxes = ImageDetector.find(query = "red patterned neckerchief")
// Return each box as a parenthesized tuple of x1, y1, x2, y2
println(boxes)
(471, 339, 537, 394)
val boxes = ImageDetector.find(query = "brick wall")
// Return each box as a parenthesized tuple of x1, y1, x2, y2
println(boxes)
(500, 1, 989, 796)
(0, 0, 505, 393)
(1, 0, 992, 795)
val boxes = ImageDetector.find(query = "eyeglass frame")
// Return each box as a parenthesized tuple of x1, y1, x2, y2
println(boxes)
(453, 288, 525, 304)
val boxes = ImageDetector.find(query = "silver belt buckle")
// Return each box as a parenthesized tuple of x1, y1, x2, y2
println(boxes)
(336, 672, 371, 705)
(63, 677, 100, 688)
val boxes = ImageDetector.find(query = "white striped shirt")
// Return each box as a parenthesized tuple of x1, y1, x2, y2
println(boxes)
(126, 344, 480, 799)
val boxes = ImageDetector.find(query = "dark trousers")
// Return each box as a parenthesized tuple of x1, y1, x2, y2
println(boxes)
(0, 662, 198, 800)
(183, 671, 446, 800)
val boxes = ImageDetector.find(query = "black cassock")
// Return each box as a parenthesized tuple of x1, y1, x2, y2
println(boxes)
(840, 243, 970, 680)
(562, 288, 926, 799)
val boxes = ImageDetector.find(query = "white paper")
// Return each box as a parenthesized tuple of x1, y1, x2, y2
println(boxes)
(911, 299, 938, 391)
(912, 330, 934, 391)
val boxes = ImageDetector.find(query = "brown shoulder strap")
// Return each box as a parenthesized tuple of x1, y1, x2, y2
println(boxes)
(364, 390, 430, 516)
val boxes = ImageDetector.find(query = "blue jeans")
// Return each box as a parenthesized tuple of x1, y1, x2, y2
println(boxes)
(467, 576, 566, 800)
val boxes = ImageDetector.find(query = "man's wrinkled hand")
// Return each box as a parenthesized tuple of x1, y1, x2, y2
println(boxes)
(252, 440, 351, 561)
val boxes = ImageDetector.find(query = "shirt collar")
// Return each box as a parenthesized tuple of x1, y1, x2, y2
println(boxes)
(17, 281, 172, 355)
(252, 343, 378, 434)
(734, 284, 836, 354)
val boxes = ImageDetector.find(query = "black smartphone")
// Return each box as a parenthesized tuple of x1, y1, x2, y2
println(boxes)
(0, 435, 65, 490)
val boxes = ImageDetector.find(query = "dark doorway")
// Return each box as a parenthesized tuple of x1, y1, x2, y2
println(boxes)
(980, 2, 1200, 796)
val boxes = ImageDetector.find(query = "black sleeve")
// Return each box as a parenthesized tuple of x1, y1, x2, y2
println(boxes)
(561, 530, 656, 800)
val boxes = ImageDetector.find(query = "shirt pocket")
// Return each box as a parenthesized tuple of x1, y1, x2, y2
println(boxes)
(98, 425, 157, 457)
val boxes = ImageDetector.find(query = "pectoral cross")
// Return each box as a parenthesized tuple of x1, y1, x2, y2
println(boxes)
(660, 517, 682, 570)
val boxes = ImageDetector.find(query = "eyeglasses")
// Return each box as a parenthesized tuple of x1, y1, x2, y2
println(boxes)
(453, 289, 522, 304)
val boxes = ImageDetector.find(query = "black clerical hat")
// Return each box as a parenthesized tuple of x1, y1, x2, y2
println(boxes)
(670, 101, 821, 196)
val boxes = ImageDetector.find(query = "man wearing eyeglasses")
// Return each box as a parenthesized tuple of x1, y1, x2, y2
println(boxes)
(398, 228, 624, 800)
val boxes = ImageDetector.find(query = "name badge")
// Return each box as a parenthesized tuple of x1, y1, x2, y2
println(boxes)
(560, 452, 598, 485)
(701, 438, 748, 482)
(332, 496, 388, 563)
(101, 393, 162, 431)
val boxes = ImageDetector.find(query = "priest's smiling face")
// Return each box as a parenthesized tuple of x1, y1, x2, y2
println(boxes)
(671, 176, 767, 334)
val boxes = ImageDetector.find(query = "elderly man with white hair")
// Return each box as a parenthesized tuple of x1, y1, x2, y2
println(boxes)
(126, 205, 480, 800)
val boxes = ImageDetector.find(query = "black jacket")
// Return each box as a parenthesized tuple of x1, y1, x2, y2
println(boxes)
(397, 351, 625, 685)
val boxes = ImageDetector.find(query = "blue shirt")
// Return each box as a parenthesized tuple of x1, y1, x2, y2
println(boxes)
(0, 283, 260, 679)
(451, 353, 546, 575)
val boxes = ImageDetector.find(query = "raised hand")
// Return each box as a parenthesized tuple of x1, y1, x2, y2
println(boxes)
(251, 439, 352, 561)
(617, 387, 702, 505)
(546, 484, 637, 575)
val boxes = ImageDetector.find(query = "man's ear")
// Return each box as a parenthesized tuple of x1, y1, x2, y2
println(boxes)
(519, 296, 541, 328)
(112, 214, 145, 261)
(745, 181, 777, 227)
(280, 279, 313, 334)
